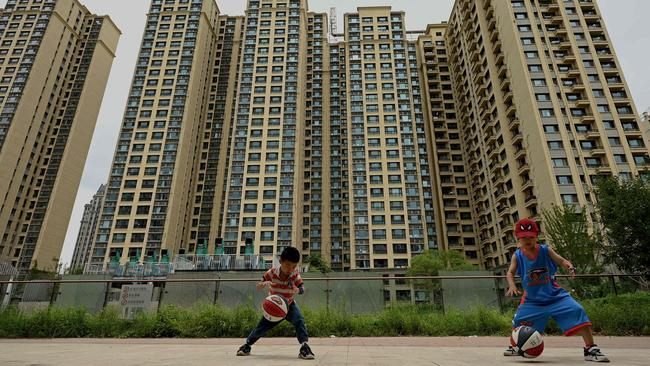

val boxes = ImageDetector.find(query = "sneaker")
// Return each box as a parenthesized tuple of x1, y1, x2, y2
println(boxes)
(503, 346, 519, 357)
(299, 343, 315, 360)
(236, 343, 251, 356)
(584, 345, 610, 363)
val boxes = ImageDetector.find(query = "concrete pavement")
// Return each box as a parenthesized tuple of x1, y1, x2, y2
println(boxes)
(0, 337, 648, 365)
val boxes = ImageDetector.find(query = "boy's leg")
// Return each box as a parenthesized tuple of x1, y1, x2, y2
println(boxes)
(246, 316, 281, 345)
(548, 295, 609, 362)
(285, 302, 309, 344)
(548, 295, 591, 338)
(285, 302, 314, 359)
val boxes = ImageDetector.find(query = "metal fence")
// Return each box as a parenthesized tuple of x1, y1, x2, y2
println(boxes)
(83, 255, 267, 276)
(1, 273, 645, 316)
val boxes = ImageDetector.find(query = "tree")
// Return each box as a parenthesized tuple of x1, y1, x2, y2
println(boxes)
(304, 254, 331, 274)
(406, 250, 475, 305)
(406, 250, 475, 277)
(595, 176, 650, 276)
(541, 204, 603, 274)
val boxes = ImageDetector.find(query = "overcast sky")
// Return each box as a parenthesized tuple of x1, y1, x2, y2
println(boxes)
(1, 0, 645, 268)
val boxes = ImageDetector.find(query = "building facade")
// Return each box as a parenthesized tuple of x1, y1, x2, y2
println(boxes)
(70, 184, 105, 271)
(444, 0, 650, 268)
(0, 0, 119, 273)
(91, 0, 650, 271)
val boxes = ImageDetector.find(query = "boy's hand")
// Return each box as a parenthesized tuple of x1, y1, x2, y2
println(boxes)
(256, 281, 271, 291)
(563, 261, 576, 279)
(506, 285, 521, 297)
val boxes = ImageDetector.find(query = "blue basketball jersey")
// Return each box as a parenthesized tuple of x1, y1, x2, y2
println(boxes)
(515, 244, 568, 304)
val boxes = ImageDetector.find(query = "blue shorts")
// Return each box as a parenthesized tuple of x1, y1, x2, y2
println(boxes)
(512, 295, 591, 335)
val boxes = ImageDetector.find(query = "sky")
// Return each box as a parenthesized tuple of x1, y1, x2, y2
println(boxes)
(0, 0, 646, 268)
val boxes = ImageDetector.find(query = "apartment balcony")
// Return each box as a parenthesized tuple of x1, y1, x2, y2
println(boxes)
(508, 118, 520, 131)
(585, 130, 601, 140)
(550, 15, 564, 24)
(503, 90, 513, 104)
(524, 194, 538, 207)
(515, 146, 526, 160)
(518, 160, 530, 175)
(595, 165, 612, 174)
(495, 189, 508, 203)
(521, 178, 534, 190)
(590, 146, 606, 155)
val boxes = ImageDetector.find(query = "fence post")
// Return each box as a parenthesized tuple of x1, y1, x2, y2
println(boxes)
(610, 274, 618, 296)
(49, 281, 58, 306)
(494, 276, 504, 313)
(213, 279, 219, 305)
(102, 280, 111, 309)
(157, 281, 165, 310)
(325, 277, 331, 313)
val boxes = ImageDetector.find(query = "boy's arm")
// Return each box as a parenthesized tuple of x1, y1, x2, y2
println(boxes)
(506, 254, 520, 296)
(547, 246, 576, 278)
(294, 273, 305, 295)
(257, 269, 273, 290)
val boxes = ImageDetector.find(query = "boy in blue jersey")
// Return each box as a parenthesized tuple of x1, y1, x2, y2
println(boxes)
(503, 217, 609, 362)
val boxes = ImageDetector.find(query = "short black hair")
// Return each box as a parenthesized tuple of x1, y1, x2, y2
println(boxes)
(280, 246, 300, 263)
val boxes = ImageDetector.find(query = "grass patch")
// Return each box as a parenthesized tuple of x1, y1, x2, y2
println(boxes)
(1, 292, 647, 338)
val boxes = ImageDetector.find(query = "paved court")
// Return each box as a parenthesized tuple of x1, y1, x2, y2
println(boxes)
(1, 337, 648, 365)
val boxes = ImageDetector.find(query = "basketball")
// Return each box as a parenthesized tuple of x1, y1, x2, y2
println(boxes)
(510, 325, 544, 358)
(262, 294, 288, 322)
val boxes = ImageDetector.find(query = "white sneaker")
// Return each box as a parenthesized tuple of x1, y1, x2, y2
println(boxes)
(584, 345, 610, 362)
(503, 346, 518, 356)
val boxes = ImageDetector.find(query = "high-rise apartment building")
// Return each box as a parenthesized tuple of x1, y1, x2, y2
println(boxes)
(416, 24, 481, 264)
(0, 0, 119, 273)
(91, 0, 650, 271)
(444, 0, 650, 268)
(331, 7, 438, 270)
(70, 184, 105, 271)
(91, 0, 223, 265)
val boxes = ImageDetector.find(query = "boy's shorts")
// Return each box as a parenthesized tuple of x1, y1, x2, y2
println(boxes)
(513, 295, 591, 335)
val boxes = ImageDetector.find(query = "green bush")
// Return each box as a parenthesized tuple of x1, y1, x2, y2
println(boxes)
(0, 292, 648, 338)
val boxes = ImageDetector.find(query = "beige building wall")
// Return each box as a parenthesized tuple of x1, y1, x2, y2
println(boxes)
(92, 0, 222, 264)
(301, 11, 331, 264)
(417, 24, 480, 266)
(70, 184, 105, 270)
(219, 0, 308, 262)
(186, 15, 244, 254)
(0, 0, 119, 273)
(446, 0, 650, 269)
(339, 7, 435, 270)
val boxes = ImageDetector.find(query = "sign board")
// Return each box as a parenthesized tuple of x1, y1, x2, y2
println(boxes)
(120, 284, 153, 319)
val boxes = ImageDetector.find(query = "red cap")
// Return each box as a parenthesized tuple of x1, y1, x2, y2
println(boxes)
(514, 218, 539, 239)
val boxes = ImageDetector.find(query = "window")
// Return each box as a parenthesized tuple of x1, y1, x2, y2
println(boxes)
(552, 158, 568, 167)
(525, 51, 539, 59)
(556, 176, 573, 185)
(562, 194, 579, 204)
(544, 125, 559, 133)
(539, 108, 554, 117)
(536, 93, 551, 101)
(608, 137, 621, 146)
(532, 79, 546, 86)
(614, 154, 627, 163)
